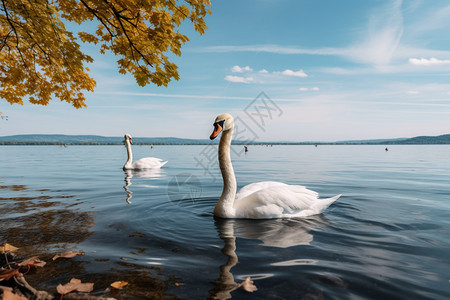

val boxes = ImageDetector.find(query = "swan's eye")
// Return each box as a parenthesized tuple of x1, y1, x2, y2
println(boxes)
(214, 120, 225, 128)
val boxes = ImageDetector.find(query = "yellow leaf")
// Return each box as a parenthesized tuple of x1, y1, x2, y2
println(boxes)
(0, 243, 19, 253)
(110, 281, 128, 289)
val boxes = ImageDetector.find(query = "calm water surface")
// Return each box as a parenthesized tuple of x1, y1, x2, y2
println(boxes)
(0, 145, 449, 299)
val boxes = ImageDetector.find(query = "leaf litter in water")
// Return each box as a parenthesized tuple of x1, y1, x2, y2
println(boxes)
(0, 243, 19, 254)
(1, 288, 27, 300)
(18, 257, 46, 268)
(110, 281, 128, 289)
(0, 269, 20, 282)
(56, 278, 94, 295)
(52, 251, 85, 261)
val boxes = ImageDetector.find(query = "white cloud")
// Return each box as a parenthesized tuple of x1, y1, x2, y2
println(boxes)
(224, 75, 254, 83)
(231, 65, 253, 73)
(225, 67, 308, 83)
(409, 57, 450, 66)
(279, 69, 308, 77)
(299, 87, 320, 91)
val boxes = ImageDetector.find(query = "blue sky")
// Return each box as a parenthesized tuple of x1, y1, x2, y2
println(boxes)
(1, 0, 450, 141)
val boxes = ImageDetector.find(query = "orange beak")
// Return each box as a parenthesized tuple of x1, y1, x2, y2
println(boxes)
(210, 122, 223, 140)
(130, 138, 133, 145)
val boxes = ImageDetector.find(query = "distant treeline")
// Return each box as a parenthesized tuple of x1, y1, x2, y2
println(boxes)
(0, 142, 197, 145)
(0, 134, 449, 145)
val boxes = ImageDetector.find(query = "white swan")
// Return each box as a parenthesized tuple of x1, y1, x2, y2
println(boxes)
(209, 113, 341, 219)
(123, 133, 167, 170)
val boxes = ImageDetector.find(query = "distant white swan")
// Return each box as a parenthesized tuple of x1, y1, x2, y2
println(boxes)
(123, 133, 167, 170)
(209, 113, 341, 219)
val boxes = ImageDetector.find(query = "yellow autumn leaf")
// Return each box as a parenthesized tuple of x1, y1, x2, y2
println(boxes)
(110, 281, 128, 289)
(52, 251, 85, 261)
(0, 243, 19, 253)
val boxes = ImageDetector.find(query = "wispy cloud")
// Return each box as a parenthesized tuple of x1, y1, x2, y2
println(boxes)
(409, 57, 450, 66)
(299, 87, 320, 91)
(195, 1, 450, 71)
(407, 4, 450, 37)
(406, 90, 419, 95)
(348, 0, 404, 66)
(197, 44, 349, 56)
(197, 44, 450, 67)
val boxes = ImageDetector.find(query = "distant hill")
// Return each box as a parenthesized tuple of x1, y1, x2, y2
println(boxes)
(337, 138, 409, 144)
(337, 134, 450, 145)
(393, 134, 450, 145)
(0, 134, 449, 145)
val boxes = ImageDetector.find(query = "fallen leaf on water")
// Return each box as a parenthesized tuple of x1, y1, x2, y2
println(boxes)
(52, 251, 85, 261)
(174, 282, 185, 286)
(110, 281, 128, 289)
(56, 278, 94, 295)
(240, 276, 257, 292)
(18, 256, 46, 268)
(0, 243, 19, 254)
(1, 289, 27, 300)
(0, 269, 20, 282)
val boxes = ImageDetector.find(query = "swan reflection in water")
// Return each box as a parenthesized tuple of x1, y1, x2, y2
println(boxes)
(210, 216, 328, 299)
(123, 169, 165, 204)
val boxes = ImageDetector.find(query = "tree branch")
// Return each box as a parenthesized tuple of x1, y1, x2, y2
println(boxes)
(79, 0, 118, 37)
(102, 0, 154, 72)
(1, 0, 28, 68)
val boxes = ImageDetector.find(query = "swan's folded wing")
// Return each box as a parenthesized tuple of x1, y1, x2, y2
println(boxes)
(132, 157, 167, 169)
(234, 184, 321, 219)
(235, 181, 294, 202)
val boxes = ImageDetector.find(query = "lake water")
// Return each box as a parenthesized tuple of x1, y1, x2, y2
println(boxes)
(0, 145, 449, 299)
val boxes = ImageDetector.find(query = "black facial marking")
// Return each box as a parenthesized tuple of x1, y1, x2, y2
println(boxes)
(214, 119, 225, 128)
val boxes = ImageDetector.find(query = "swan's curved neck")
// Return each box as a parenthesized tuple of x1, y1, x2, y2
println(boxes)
(124, 140, 133, 169)
(214, 128, 237, 218)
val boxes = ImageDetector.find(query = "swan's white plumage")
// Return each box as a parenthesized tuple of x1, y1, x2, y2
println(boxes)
(234, 183, 340, 218)
(210, 113, 340, 219)
(129, 157, 167, 170)
(123, 133, 167, 170)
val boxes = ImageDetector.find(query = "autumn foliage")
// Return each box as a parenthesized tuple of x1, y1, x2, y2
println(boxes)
(0, 0, 211, 108)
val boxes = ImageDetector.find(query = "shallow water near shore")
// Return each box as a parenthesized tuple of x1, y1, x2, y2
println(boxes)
(1, 144, 449, 299)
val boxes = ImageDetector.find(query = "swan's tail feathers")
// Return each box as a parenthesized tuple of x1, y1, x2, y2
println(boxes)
(313, 194, 341, 213)
(160, 161, 168, 167)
